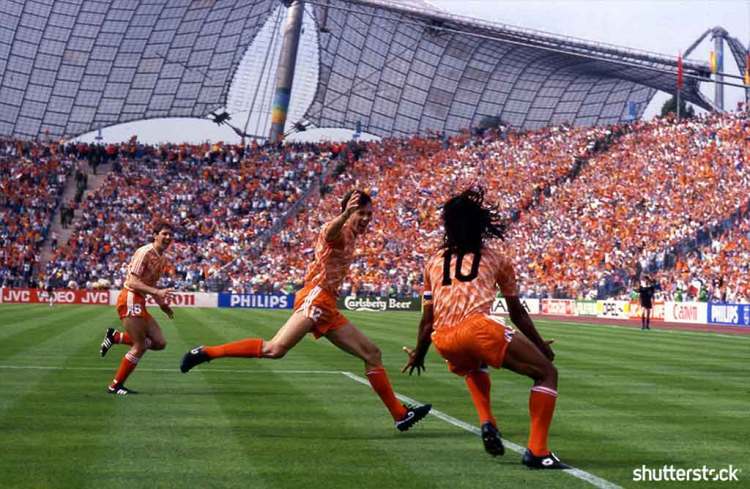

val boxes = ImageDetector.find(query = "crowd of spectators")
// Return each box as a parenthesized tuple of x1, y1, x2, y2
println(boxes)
(250, 113, 748, 301)
(503, 111, 749, 300)
(2, 111, 748, 302)
(642, 203, 750, 304)
(254, 124, 613, 296)
(0, 140, 75, 287)
(43, 140, 340, 291)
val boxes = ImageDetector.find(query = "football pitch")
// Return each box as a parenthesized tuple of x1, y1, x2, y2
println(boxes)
(1, 305, 747, 489)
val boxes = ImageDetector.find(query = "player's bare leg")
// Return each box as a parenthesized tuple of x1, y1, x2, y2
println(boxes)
(145, 315, 167, 351)
(326, 323, 431, 431)
(261, 313, 314, 358)
(180, 312, 313, 372)
(108, 317, 149, 395)
(502, 332, 567, 469)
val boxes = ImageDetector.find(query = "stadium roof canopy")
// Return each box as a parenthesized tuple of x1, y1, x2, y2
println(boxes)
(0, 0, 714, 140)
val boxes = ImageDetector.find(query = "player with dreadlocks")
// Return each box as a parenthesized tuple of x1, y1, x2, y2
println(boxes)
(402, 188, 568, 469)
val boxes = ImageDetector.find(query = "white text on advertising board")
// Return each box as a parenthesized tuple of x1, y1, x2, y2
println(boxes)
(343, 297, 414, 312)
(710, 304, 739, 324)
(145, 293, 196, 306)
(344, 296, 387, 311)
(229, 295, 289, 309)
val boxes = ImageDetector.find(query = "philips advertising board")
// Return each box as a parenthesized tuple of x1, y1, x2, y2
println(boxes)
(218, 293, 293, 309)
(707, 303, 750, 326)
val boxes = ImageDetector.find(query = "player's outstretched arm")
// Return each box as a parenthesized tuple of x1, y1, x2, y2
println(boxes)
(506, 296, 555, 361)
(402, 304, 434, 375)
(325, 191, 360, 242)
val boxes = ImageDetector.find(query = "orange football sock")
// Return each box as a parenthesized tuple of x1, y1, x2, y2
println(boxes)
(111, 352, 140, 386)
(528, 386, 558, 456)
(204, 338, 263, 359)
(366, 367, 408, 420)
(465, 369, 496, 427)
(114, 331, 132, 345)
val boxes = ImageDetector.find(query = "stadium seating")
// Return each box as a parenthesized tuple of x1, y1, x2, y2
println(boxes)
(2, 112, 748, 301)
(256, 124, 615, 297)
(43, 142, 330, 290)
(504, 112, 749, 299)
(648, 203, 750, 303)
(0, 140, 75, 287)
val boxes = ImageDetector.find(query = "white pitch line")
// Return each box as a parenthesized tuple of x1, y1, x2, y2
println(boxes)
(341, 371, 622, 489)
(0, 363, 622, 487)
(0, 365, 342, 375)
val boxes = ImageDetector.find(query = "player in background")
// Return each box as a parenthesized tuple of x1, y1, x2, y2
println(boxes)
(181, 190, 431, 431)
(100, 221, 175, 395)
(402, 188, 567, 469)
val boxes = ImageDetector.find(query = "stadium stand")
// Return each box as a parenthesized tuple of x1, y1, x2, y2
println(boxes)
(505, 111, 750, 299)
(646, 202, 750, 303)
(1, 111, 748, 301)
(41, 142, 334, 291)
(0, 139, 75, 287)
(255, 123, 620, 297)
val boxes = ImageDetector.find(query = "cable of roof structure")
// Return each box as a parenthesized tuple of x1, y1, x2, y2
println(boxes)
(304, 0, 713, 83)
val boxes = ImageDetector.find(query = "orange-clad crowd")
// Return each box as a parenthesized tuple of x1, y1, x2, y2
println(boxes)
(41, 141, 340, 290)
(255, 124, 614, 296)
(504, 112, 749, 300)
(0, 139, 75, 287)
(1, 111, 748, 302)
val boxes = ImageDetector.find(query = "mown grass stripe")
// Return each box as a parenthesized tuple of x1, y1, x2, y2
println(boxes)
(0, 307, 119, 489)
(172, 309, 439, 489)
(3, 305, 747, 489)
(342, 371, 622, 489)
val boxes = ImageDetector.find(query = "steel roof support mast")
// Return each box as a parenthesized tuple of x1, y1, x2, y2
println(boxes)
(713, 31, 724, 111)
(269, 0, 305, 144)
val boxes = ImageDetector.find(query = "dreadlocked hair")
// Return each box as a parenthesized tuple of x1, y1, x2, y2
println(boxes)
(441, 188, 506, 255)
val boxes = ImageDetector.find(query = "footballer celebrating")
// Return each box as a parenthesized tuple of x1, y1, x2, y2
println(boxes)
(402, 188, 567, 469)
(100, 221, 175, 395)
(181, 190, 431, 431)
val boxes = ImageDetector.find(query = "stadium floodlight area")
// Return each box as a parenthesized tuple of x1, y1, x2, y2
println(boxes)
(0, 0, 715, 140)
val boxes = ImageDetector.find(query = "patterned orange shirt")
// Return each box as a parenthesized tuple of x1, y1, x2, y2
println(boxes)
(303, 220, 357, 295)
(125, 243, 169, 292)
(423, 245, 518, 330)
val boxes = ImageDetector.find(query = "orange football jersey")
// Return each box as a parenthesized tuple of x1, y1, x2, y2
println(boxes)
(424, 245, 518, 330)
(125, 243, 169, 289)
(302, 220, 357, 295)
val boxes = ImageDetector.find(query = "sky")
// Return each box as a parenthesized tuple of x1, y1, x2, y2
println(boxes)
(429, 0, 749, 115)
(78, 0, 750, 144)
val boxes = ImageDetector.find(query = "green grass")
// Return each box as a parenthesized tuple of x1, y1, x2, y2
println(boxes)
(0, 305, 748, 488)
